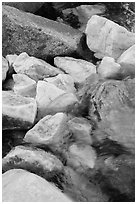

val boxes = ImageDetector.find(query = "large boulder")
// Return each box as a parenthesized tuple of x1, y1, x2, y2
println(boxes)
(117, 45, 135, 78)
(2, 145, 63, 179)
(13, 52, 63, 81)
(2, 57, 9, 82)
(24, 113, 69, 148)
(2, 91, 37, 130)
(81, 79, 135, 153)
(54, 56, 96, 84)
(2, 6, 84, 61)
(2, 169, 72, 202)
(13, 74, 36, 97)
(85, 15, 135, 59)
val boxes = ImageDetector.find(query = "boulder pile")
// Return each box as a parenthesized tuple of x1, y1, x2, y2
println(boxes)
(2, 2, 135, 202)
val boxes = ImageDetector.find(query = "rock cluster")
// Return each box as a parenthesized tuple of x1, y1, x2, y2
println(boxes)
(2, 3, 135, 202)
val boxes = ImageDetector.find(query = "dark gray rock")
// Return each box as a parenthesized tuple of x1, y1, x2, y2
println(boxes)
(2, 2, 45, 13)
(2, 6, 84, 61)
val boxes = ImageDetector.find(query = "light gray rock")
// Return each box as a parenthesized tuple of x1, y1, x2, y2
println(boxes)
(2, 145, 63, 178)
(44, 74, 76, 93)
(6, 54, 18, 66)
(3, 6, 84, 60)
(117, 45, 135, 78)
(24, 113, 69, 147)
(68, 117, 93, 144)
(2, 57, 9, 82)
(45, 92, 79, 115)
(13, 52, 63, 81)
(97, 56, 121, 79)
(36, 81, 65, 118)
(85, 15, 135, 59)
(13, 74, 36, 97)
(54, 56, 96, 84)
(67, 143, 97, 173)
(2, 169, 72, 202)
(2, 91, 37, 130)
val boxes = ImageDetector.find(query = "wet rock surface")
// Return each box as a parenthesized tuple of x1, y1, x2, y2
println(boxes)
(2, 2, 135, 202)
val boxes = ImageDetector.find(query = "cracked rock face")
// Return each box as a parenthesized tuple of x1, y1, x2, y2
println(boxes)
(85, 15, 135, 59)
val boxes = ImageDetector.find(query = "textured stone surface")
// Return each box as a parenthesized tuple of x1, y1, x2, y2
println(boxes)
(2, 91, 37, 130)
(44, 74, 76, 93)
(13, 52, 63, 81)
(68, 117, 93, 144)
(54, 56, 96, 84)
(2, 145, 63, 178)
(85, 15, 135, 59)
(117, 45, 135, 78)
(2, 169, 72, 202)
(97, 56, 121, 79)
(13, 74, 36, 97)
(81, 79, 135, 153)
(67, 143, 97, 173)
(2, 57, 9, 82)
(36, 81, 65, 118)
(24, 113, 69, 147)
(2, 2, 45, 13)
(44, 92, 79, 115)
(2, 6, 84, 60)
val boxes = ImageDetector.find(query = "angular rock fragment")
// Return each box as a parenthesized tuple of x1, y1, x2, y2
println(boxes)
(54, 56, 96, 84)
(45, 92, 79, 115)
(2, 91, 37, 130)
(24, 113, 69, 148)
(2, 57, 9, 82)
(85, 15, 135, 59)
(44, 74, 76, 93)
(68, 117, 93, 144)
(117, 45, 135, 78)
(67, 143, 97, 173)
(2, 145, 63, 179)
(13, 74, 36, 97)
(97, 56, 121, 79)
(2, 169, 72, 202)
(13, 52, 63, 81)
(2, 6, 84, 60)
(36, 81, 65, 118)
